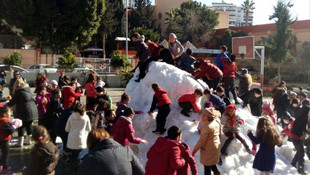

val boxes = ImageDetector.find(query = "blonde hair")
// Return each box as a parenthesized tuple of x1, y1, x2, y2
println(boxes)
(201, 107, 221, 121)
(13, 78, 25, 94)
(256, 117, 283, 146)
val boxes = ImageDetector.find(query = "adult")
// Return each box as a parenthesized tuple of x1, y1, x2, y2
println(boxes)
(214, 45, 229, 71)
(7, 78, 38, 147)
(146, 39, 159, 61)
(78, 129, 145, 175)
(62, 83, 82, 109)
(158, 45, 174, 65)
(192, 108, 221, 175)
(9, 71, 26, 96)
(131, 33, 151, 82)
(84, 73, 97, 110)
(272, 81, 287, 95)
(193, 59, 223, 90)
(145, 126, 186, 175)
(290, 101, 310, 174)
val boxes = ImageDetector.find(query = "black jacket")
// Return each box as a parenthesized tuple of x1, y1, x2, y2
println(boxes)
(78, 139, 145, 175)
(291, 105, 310, 138)
(159, 48, 174, 65)
(7, 85, 38, 121)
(134, 36, 151, 63)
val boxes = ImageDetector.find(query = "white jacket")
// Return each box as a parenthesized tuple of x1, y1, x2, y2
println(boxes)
(65, 112, 91, 149)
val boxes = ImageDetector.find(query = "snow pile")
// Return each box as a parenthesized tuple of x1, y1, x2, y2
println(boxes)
(125, 62, 309, 175)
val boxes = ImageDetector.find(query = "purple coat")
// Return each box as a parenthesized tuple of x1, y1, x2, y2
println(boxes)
(36, 93, 50, 120)
(111, 116, 141, 146)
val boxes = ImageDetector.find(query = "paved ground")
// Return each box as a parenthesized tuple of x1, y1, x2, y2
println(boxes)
(1, 87, 125, 175)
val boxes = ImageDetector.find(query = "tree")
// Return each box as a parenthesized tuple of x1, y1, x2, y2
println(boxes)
(165, 1, 219, 46)
(57, 50, 77, 68)
(130, 0, 155, 30)
(216, 29, 247, 53)
(3, 52, 23, 66)
(132, 26, 161, 44)
(241, 0, 255, 26)
(0, 0, 106, 52)
(110, 50, 132, 71)
(269, 1, 296, 82)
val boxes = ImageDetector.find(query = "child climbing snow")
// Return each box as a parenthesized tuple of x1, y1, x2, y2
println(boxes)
(178, 89, 203, 117)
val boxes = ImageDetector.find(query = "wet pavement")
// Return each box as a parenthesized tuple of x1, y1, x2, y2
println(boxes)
(0, 87, 125, 175)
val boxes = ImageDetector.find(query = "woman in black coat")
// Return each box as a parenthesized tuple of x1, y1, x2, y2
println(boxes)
(7, 78, 38, 147)
(78, 129, 145, 175)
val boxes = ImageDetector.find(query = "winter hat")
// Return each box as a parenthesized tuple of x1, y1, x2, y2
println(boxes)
(225, 104, 237, 115)
(169, 33, 177, 42)
(292, 98, 299, 105)
(60, 72, 65, 75)
(241, 68, 248, 75)
(262, 103, 273, 114)
(204, 101, 214, 108)
(201, 107, 221, 120)
(50, 80, 58, 86)
(96, 86, 104, 92)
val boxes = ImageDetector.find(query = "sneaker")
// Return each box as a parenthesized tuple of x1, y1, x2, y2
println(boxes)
(181, 110, 190, 117)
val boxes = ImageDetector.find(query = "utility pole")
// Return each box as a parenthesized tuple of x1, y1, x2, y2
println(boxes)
(125, 0, 129, 59)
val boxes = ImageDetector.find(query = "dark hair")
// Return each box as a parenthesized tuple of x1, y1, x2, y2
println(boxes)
(0, 105, 9, 117)
(186, 48, 193, 56)
(87, 129, 111, 150)
(96, 100, 111, 112)
(32, 125, 50, 144)
(152, 83, 160, 90)
(104, 109, 114, 119)
(51, 89, 61, 98)
(37, 86, 46, 94)
(124, 107, 135, 116)
(216, 86, 224, 93)
(96, 86, 104, 92)
(131, 32, 140, 39)
(230, 55, 236, 62)
(194, 59, 202, 69)
(86, 73, 96, 83)
(194, 89, 203, 96)
(167, 126, 182, 140)
(253, 88, 263, 95)
(71, 77, 78, 81)
(74, 102, 86, 115)
(121, 93, 130, 102)
(97, 76, 102, 81)
(220, 45, 227, 52)
(203, 89, 211, 95)
(158, 45, 165, 49)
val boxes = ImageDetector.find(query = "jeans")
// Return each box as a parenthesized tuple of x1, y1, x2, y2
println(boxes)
(18, 120, 33, 137)
(179, 102, 194, 113)
(0, 140, 9, 169)
(204, 165, 219, 175)
(291, 139, 305, 172)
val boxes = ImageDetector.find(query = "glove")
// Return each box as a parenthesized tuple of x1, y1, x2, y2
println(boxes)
(11, 119, 23, 129)
(238, 119, 244, 125)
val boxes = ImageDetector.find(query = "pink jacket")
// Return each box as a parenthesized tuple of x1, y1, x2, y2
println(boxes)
(111, 116, 141, 146)
(36, 93, 50, 119)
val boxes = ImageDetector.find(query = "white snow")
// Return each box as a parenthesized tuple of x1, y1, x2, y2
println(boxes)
(125, 62, 309, 175)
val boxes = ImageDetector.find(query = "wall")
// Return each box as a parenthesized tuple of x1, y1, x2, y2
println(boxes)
(216, 11, 229, 29)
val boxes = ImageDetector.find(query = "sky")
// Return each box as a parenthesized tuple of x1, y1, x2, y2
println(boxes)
(195, 0, 310, 25)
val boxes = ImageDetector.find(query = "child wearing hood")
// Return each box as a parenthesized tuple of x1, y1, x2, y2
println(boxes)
(148, 83, 172, 134)
(169, 33, 184, 66)
(236, 68, 252, 103)
(221, 105, 251, 156)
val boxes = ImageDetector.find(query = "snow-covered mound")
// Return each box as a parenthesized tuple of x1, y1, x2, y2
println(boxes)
(125, 62, 309, 175)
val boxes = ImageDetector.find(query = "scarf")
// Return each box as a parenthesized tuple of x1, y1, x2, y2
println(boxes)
(225, 105, 237, 127)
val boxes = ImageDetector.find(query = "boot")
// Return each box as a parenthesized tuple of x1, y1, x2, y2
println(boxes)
(214, 172, 221, 175)
(221, 139, 232, 156)
(242, 141, 251, 154)
(24, 135, 32, 145)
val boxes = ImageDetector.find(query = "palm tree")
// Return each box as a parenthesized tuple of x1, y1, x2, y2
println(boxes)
(241, 0, 255, 26)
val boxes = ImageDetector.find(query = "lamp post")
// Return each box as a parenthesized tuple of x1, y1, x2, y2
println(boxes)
(125, 0, 128, 59)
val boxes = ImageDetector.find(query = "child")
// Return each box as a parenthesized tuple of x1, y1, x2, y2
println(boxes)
(215, 86, 231, 106)
(95, 76, 105, 88)
(243, 88, 263, 117)
(62, 83, 82, 109)
(192, 108, 221, 175)
(273, 89, 290, 122)
(0, 105, 22, 174)
(203, 89, 226, 114)
(236, 68, 252, 102)
(180, 48, 195, 73)
(95, 86, 111, 105)
(197, 101, 214, 133)
(71, 77, 83, 95)
(148, 83, 172, 134)
(49, 80, 58, 91)
(169, 33, 184, 65)
(214, 45, 229, 71)
(36, 86, 50, 125)
(300, 92, 309, 105)
(93, 100, 111, 129)
(247, 118, 283, 175)
(221, 105, 251, 155)
(111, 108, 148, 146)
(116, 93, 130, 117)
(287, 98, 301, 118)
(22, 126, 59, 175)
(178, 138, 198, 175)
(220, 54, 239, 103)
(103, 109, 116, 135)
(65, 102, 91, 173)
(178, 89, 203, 117)
(58, 72, 66, 89)
(85, 73, 97, 110)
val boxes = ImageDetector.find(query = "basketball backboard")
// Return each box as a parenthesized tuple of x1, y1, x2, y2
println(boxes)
(232, 36, 255, 59)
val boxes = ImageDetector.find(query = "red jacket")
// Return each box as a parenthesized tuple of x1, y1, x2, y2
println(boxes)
(155, 89, 172, 107)
(148, 42, 159, 58)
(178, 93, 200, 113)
(0, 118, 14, 141)
(62, 86, 81, 109)
(111, 116, 141, 146)
(177, 142, 198, 175)
(85, 82, 97, 98)
(194, 60, 223, 80)
(145, 137, 185, 175)
(220, 57, 237, 78)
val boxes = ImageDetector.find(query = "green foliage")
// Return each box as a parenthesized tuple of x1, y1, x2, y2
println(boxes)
(132, 26, 161, 44)
(110, 51, 132, 71)
(165, 1, 219, 46)
(216, 29, 247, 53)
(130, 0, 155, 30)
(120, 70, 134, 84)
(57, 50, 77, 68)
(0, 0, 106, 51)
(241, 0, 255, 26)
(3, 52, 23, 66)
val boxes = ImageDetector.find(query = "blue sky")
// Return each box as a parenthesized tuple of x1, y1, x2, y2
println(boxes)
(152, 0, 310, 25)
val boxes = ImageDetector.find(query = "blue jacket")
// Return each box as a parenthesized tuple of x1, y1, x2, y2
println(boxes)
(214, 53, 228, 68)
(209, 94, 226, 109)
(180, 55, 195, 72)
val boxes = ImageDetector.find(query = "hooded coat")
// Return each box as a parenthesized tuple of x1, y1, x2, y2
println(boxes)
(193, 60, 223, 80)
(22, 142, 59, 175)
(177, 142, 198, 175)
(236, 72, 252, 97)
(111, 116, 142, 146)
(145, 137, 185, 175)
(7, 84, 38, 122)
(78, 139, 144, 175)
(169, 33, 184, 58)
(135, 35, 151, 63)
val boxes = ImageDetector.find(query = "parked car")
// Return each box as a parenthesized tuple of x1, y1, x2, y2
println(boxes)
(73, 63, 90, 70)
(71, 68, 99, 76)
(291, 87, 310, 97)
(27, 64, 57, 73)
(0, 64, 29, 73)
